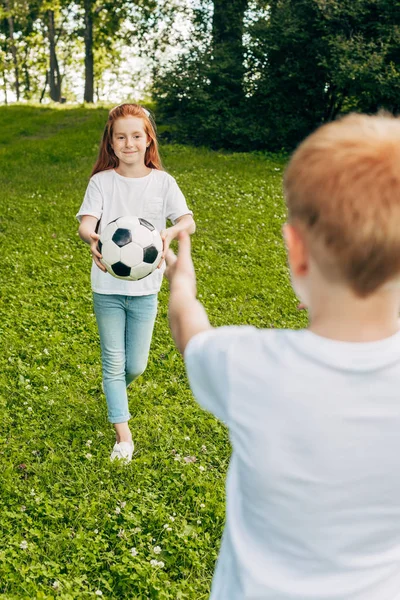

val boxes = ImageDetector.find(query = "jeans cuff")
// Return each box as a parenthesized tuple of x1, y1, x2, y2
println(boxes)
(108, 413, 131, 424)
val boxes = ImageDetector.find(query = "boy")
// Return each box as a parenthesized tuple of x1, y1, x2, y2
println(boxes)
(165, 114, 400, 599)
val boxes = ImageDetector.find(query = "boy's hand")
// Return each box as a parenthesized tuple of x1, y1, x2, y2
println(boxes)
(158, 228, 174, 268)
(164, 231, 196, 297)
(90, 232, 107, 272)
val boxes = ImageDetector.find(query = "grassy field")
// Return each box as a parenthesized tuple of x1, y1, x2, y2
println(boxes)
(0, 105, 306, 599)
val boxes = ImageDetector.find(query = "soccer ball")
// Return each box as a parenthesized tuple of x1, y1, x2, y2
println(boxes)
(98, 216, 163, 280)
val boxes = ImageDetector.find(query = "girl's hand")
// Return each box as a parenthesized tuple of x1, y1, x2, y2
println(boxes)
(164, 231, 196, 297)
(158, 228, 174, 268)
(90, 232, 107, 272)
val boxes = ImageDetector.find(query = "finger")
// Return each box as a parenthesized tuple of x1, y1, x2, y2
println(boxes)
(90, 232, 100, 240)
(165, 248, 177, 267)
(92, 247, 102, 259)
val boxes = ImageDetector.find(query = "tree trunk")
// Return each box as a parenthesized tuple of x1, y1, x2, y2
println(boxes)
(48, 10, 61, 101)
(40, 70, 49, 104)
(4, 0, 20, 101)
(84, 0, 94, 103)
(23, 47, 30, 97)
(2, 65, 8, 105)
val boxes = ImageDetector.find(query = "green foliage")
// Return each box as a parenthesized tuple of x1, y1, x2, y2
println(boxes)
(154, 0, 400, 150)
(0, 105, 305, 597)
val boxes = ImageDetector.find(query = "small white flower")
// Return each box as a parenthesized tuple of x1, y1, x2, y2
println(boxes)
(150, 559, 158, 566)
(184, 436, 190, 441)
(27, 406, 33, 412)
(86, 440, 92, 447)
(197, 519, 202, 524)
(184, 455, 196, 463)
(157, 561, 165, 568)
(133, 526, 141, 533)
(30, 489, 35, 496)
(43, 386, 48, 391)
(120, 501, 126, 508)
(163, 524, 169, 529)
(166, 527, 172, 532)
(137, 488, 141, 493)
(115, 506, 121, 515)
(95, 591, 103, 597)
(52, 580, 60, 590)
(200, 503, 205, 508)
(20, 540, 28, 550)
(201, 445, 207, 452)
(94, 529, 99, 534)
(43, 348, 49, 355)
(48, 399, 54, 406)
(117, 528, 125, 538)
(130, 547, 138, 556)
(169, 516, 175, 522)
(199, 466, 205, 472)
(153, 546, 162, 554)
(20, 505, 26, 512)
(85, 453, 92, 459)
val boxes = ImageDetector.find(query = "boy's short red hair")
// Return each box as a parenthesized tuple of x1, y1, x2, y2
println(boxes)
(284, 113, 400, 297)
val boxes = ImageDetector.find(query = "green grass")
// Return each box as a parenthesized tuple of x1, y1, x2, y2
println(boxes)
(0, 105, 306, 599)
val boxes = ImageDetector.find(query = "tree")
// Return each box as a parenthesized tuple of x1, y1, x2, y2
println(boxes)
(153, 0, 250, 148)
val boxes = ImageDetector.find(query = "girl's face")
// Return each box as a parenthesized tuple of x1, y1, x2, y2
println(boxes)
(111, 116, 149, 168)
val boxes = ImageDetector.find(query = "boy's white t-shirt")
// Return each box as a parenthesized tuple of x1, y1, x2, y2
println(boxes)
(185, 326, 400, 600)
(76, 168, 192, 296)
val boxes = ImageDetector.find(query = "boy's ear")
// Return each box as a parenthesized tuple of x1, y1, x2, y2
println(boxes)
(282, 223, 309, 277)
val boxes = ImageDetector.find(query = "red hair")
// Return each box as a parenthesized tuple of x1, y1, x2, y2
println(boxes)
(91, 104, 163, 176)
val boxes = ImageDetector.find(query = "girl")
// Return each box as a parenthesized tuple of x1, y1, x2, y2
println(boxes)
(77, 103, 195, 462)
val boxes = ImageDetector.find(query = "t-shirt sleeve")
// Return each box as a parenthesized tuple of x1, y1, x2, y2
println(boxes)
(165, 176, 193, 224)
(76, 177, 103, 222)
(184, 326, 244, 424)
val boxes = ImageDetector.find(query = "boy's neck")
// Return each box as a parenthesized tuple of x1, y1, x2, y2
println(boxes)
(307, 286, 400, 342)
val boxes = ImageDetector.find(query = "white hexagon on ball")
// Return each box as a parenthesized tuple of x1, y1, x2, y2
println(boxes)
(116, 216, 140, 231)
(101, 239, 121, 266)
(151, 230, 163, 251)
(120, 242, 143, 268)
(131, 262, 154, 280)
(133, 225, 154, 248)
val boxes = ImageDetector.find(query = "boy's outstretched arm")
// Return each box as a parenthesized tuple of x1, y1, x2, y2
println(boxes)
(164, 231, 212, 354)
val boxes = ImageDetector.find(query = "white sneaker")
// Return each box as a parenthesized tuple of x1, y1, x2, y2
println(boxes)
(110, 441, 134, 463)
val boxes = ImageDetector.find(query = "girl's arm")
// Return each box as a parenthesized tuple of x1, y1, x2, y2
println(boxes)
(78, 215, 106, 272)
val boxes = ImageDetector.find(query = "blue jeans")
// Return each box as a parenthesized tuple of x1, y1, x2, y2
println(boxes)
(93, 293, 158, 423)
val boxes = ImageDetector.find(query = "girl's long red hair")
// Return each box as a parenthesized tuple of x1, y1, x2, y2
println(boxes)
(91, 104, 163, 177)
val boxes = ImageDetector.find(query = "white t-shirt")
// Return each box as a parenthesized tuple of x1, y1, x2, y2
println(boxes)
(76, 168, 192, 295)
(185, 326, 400, 600)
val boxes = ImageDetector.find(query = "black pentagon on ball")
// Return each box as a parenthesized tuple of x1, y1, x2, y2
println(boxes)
(139, 217, 155, 231)
(111, 261, 131, 277)
(143, 244, 159, 264)
(112, 228, 132, 247)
